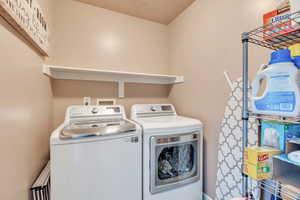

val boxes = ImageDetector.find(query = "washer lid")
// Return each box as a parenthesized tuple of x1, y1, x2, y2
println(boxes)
(134, 116, 202, 131)
(60, 119, 136, 140)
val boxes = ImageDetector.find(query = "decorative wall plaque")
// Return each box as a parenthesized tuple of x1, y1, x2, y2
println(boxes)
(0, 0, 49, 56)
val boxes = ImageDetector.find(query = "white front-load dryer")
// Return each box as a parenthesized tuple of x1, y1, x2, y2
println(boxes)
(50, 105, 142, 200)
(131, 104, 203, 200)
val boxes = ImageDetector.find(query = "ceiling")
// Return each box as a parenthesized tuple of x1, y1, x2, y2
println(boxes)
(76, 0, 196, 24)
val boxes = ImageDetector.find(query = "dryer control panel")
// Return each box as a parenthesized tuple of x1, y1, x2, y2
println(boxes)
(131, 104, 176, 119)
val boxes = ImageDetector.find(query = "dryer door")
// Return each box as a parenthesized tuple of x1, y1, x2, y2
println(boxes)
(150, 132, 200, 194)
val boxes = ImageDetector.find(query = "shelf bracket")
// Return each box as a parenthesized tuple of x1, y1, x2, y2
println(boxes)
(118, 81, 125, 98)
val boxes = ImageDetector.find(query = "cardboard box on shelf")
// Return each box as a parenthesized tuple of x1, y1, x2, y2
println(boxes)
(261, 121, 300, 153)
(243, 146, 281, 180)
(244, 161, 271, 180)
(263, 4, 300, 43)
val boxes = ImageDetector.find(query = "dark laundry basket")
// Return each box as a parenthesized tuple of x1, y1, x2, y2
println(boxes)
(31, 161, 50, 200)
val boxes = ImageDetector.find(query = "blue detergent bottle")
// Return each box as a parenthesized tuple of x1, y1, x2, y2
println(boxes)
(251, 49, 300, 117)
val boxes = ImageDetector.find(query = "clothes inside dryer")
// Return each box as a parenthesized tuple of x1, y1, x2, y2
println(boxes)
(158, 144, 195, 180)
(151, 132, 200, 191)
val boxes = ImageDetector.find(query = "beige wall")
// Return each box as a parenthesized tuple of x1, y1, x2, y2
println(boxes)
(52, 80, 171, 126)
(0, 0, 171, 198)
(168, 0, 277, 198)
(49, 0, 170, 127)
(0, 0, 53, 199)
(0, 0, 284, 199)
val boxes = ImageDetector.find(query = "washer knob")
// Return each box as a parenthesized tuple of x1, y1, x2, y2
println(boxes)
(91, 107, 99, 114)
(150, 106, 156, 112)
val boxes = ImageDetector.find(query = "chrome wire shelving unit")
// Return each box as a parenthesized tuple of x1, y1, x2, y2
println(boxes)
(259, 180, 300, 200)
(249, 113, 300, 124)
(246, 11, 300, 50)
(242, 11, 300, 199)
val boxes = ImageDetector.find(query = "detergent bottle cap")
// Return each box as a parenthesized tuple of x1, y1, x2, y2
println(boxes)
(269, 49, 293, 65)
(289, 44, 300, 57)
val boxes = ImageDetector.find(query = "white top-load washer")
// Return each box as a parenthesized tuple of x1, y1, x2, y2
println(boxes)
(50, 105, 142, 200)
(131, 104, 203, 200)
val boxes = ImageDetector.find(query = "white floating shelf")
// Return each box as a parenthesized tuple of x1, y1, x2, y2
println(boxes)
(43, 65, 184, 98)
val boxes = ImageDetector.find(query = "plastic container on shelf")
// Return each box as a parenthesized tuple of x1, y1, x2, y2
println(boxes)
(289, 43, 300, 69)
(276, 0, 289, 9)
(276, 0, 300, 11)
(251, 49, 300, 117)
(290, 0, 300, 23)
(289, 44, 300, 57)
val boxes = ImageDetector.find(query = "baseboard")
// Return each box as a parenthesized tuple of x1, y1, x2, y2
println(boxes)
(203, 193, 213, 200)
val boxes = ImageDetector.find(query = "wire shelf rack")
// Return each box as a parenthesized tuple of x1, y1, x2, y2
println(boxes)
(258, 180, 300, 200)
(249, 113, 300, 124)
(241, 10, 300, 198)
(247, 11, 300, 50)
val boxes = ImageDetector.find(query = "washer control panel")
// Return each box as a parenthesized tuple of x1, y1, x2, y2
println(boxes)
(67, 105, 123, 120)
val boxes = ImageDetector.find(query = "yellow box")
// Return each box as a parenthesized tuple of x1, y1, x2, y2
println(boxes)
(244, 161, 272, 180)
(244, 146, 281, 164)
(243, 146, 281, 180)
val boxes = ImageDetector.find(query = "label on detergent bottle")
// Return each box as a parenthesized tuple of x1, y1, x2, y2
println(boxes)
(255, 75, 296, 112)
